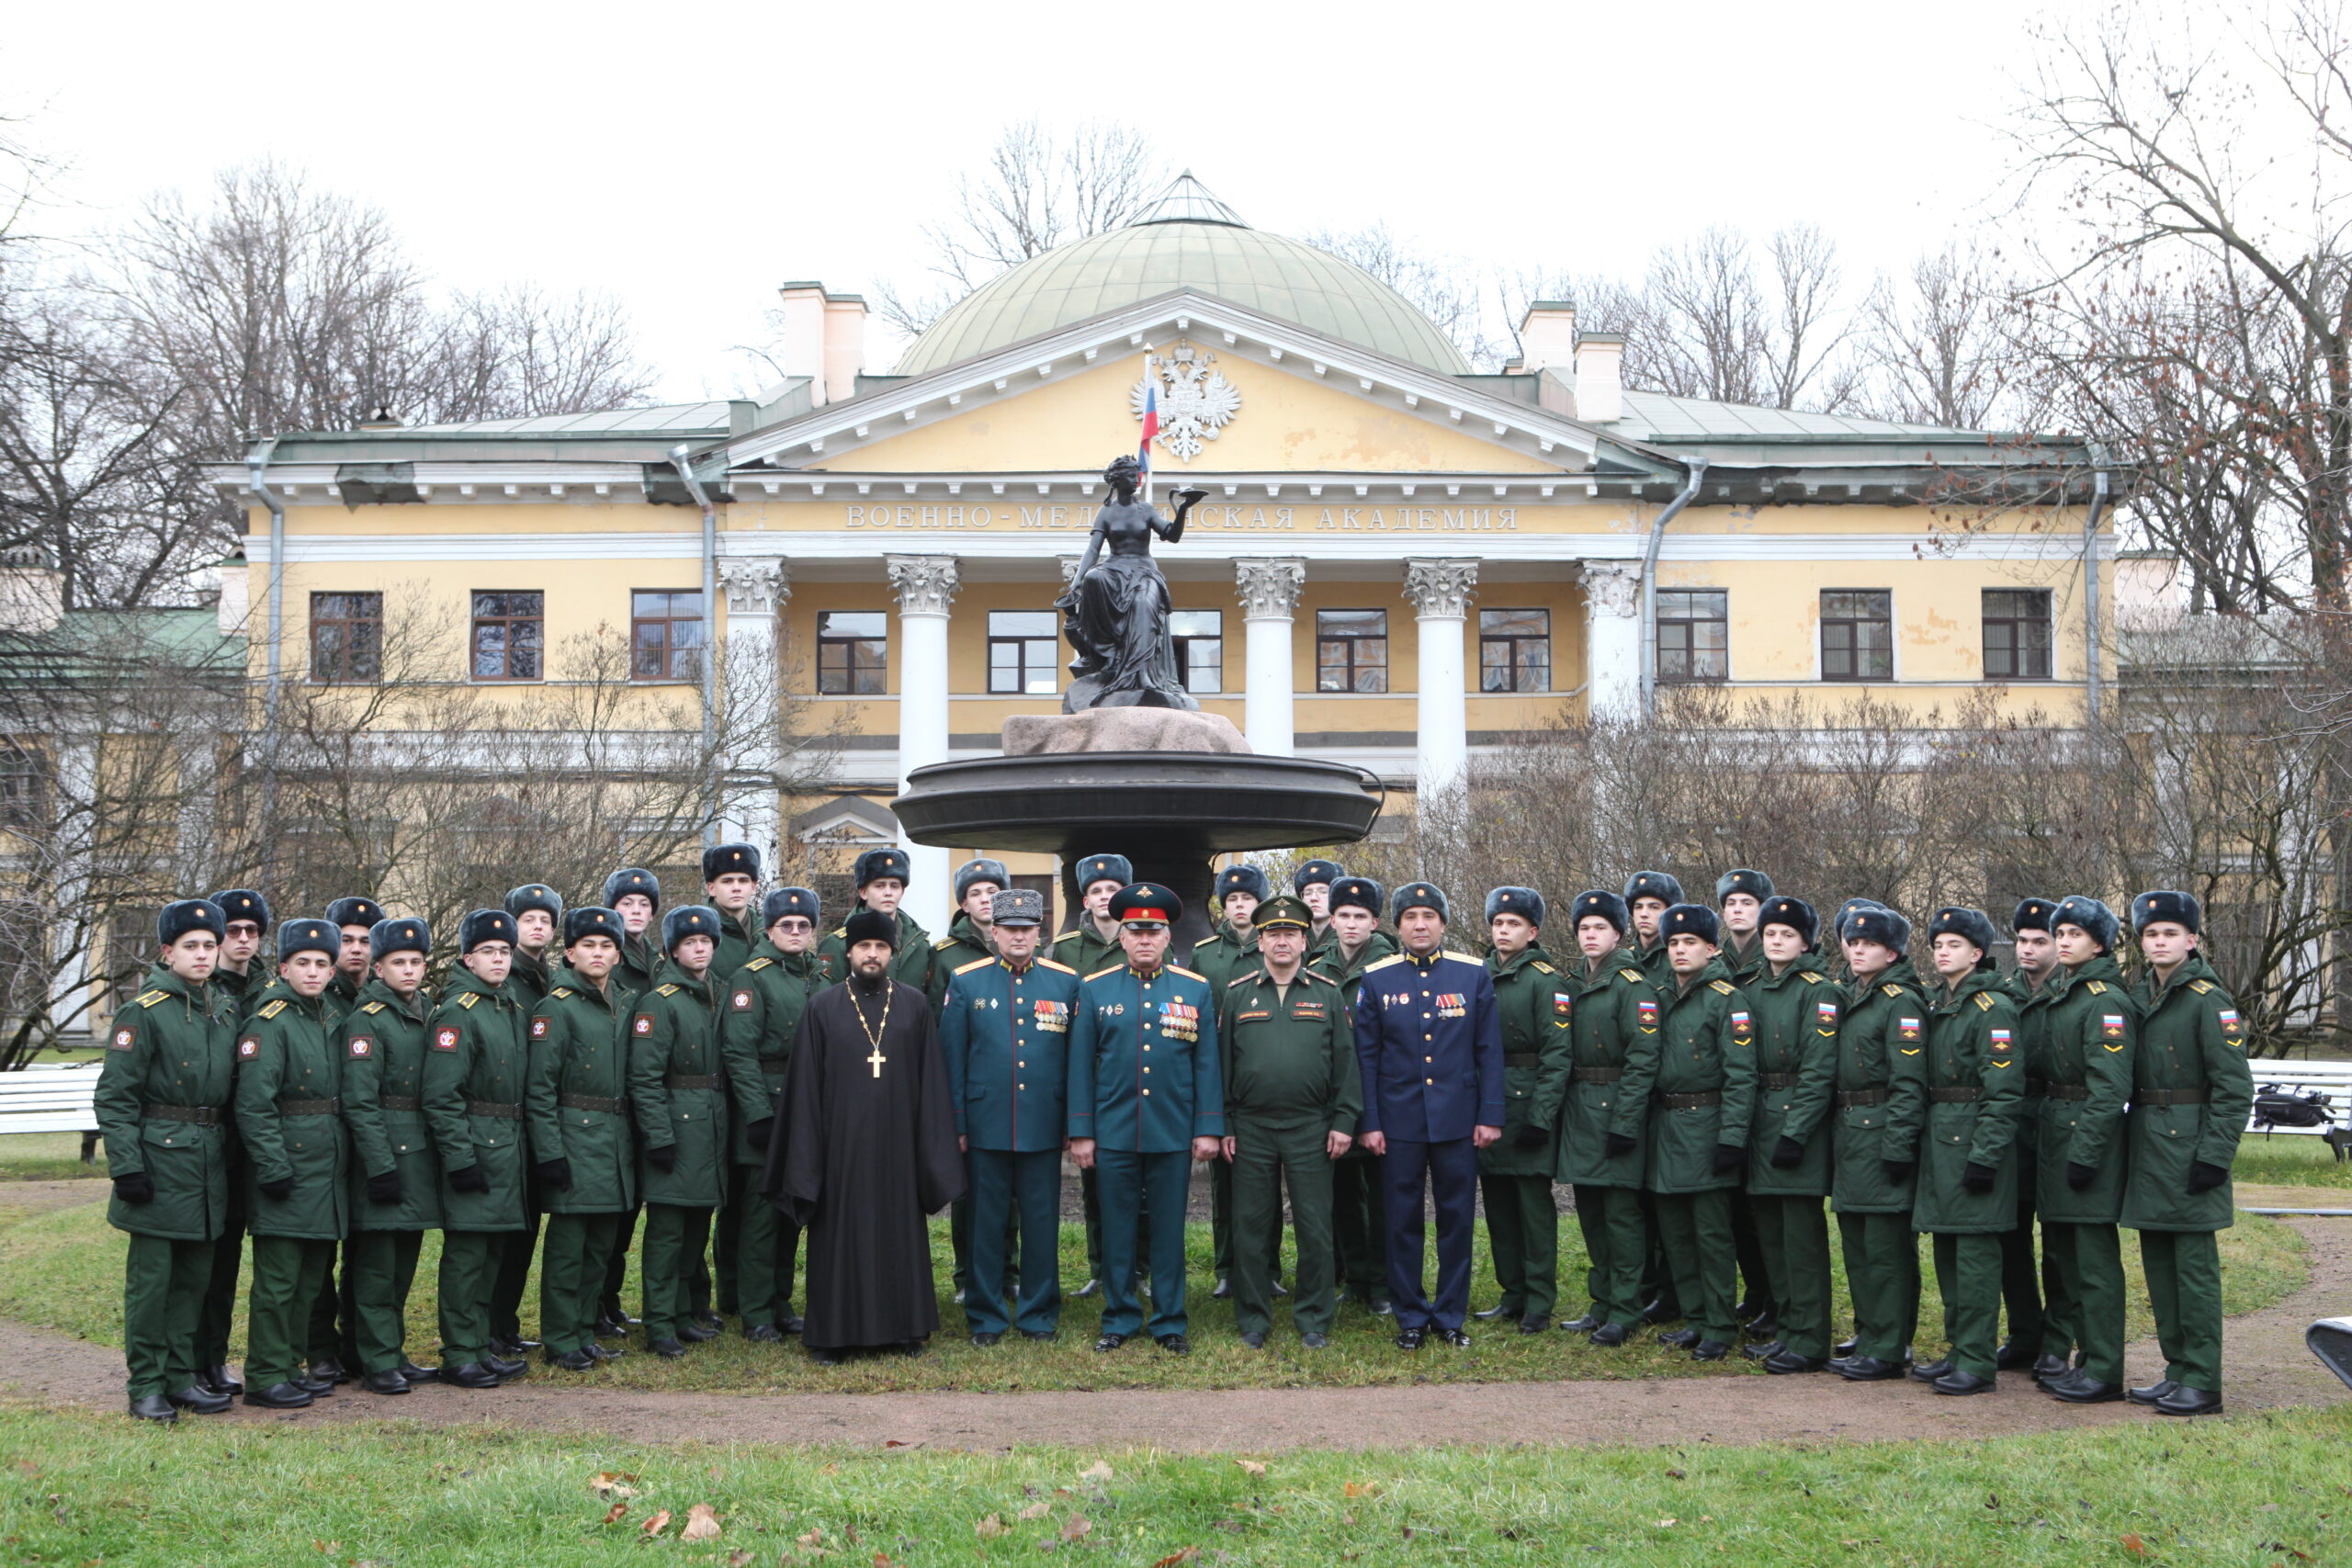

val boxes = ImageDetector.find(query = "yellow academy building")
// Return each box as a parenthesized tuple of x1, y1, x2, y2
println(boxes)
(215, 175, 2111, 933)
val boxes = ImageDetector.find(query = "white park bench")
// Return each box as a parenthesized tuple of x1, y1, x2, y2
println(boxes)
(0, 1062, 103, 1162)
(2245, 1059, 2352, 1163)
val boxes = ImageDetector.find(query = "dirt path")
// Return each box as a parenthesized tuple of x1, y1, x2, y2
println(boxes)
(3, 1183, 2343, 1452)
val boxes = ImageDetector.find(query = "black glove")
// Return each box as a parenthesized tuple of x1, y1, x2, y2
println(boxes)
(2066, 1160, 2098, 1190)
(258, 1176, 295, 1201)
(1604, 1132, 1638, 1159)
(1713, 1144, 1747, 1176)
(112, 1170, 154, 1205)
(746, 1117, 775, 1155)
(645, 1144, 678, 1173)
(1770, 1135, 1805, 1168)
(533, 1157, 572, 1190)
(1881, 1158, 1916, 1185)
(2187, 1160, 2229, 1194)
(448, 1164, 490, 1193)
(366, 1169, 402, 1205)
(1961, 1161, 1996, 1194)
(1513, 1123, 1547, 1152)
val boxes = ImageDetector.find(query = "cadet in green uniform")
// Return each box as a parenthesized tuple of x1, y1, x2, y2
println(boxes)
(312, 895, 384, 1380)
(423, 909, 533, 1389)
(935, 858, 1010, 1306)
(2000, 897, 2063, 1379)
(1738, 896, 1840, 1372)
(597, 869, 662, 1337)
(1623, 872, 1682, 984)
(1713, 869, 1776, 1332)
(1828, 906, 1928, 1381)
(2036, 896, 2141, 1404)
(338, 917, 443, 1393)
(629, 905, 729, 1357)
(505, 885, 564, 1009)
(1312, 875, 1397, 1314)
(704, 843, 765, 979)
(488, 883, 562, 1359)
(1053, 852, 1132, 1296)
(1907, 908, 2026, 1395)
(1193, 863, 1269, 1302)
(817, 847, 942, 998)
(1643, 904, 1758, 1359)
(2122, 891, 2254, 1416)
(1473, 887, 1574, 1332)
(100, 899, 239, 1421)
(528, 905, 639, 1370)
(1293, 860, 1345, 968)
(1552, 890, 1657, 1344)
(719, 887, 830, 1339)
(195, 886, 269, 1400)
(236, 918, 350, 1408)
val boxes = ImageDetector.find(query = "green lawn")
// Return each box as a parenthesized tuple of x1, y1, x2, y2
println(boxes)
(2229, 1135, 2352, 1191)
(0, 1399, 2344, 1566)
(0, 1131, 103, 1182)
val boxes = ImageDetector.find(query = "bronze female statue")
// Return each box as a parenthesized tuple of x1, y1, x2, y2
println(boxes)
(1055, 455, 1207, 713)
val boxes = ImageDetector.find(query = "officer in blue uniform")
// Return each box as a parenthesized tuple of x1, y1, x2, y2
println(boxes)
(940, 888, 1082, 1346)
(1351, 882, 1504, 1348)
(1067, 883, 1224, 1355)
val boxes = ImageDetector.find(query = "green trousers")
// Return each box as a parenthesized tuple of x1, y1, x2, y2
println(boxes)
(1332, 1154, 1387, 1303)
(639, 1202, 715, 1340)
(247, 1235, 337, 1390)
(437, 1229, 508, 1369)
(123, 1233, 213, 1399)
(1752, 1194, 1834, 1359)
(2003, 1143, 2051, 1355)
(1651, 1189, 1737, 1344)
(1211, 1154, 1236, 1283)
(1081, 1161, 1151, 1293)
(489, 1176, 541, 1344)
(2137, 1227, 2223, 1393)
(196, 1179, 244, 1375)
(1731, 1187, 1770, 1315)
(965, 1147, 1062, 1337)
(1479, 1171, 1558, 1319)
(715, 1166, 741, 1315)
(2042, 1220, 2125, 1384)
(1571, 1183, 1647, 1327)
(1929, 1231, 2005, 1379)
(1836, 1210, 1920, 1362)
(1231, 1117, 1336, 1338)
(598, 1202, 639, 1323)
(341, 1228, 426, 1373)
(544, 1211, 626, 1356)
(732, 1160, 801, 1330)
(311, 1246, 345, 1369)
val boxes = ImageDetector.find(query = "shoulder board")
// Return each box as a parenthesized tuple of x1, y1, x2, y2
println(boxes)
(134, 989, 170, 1010)
(831, 925, 848, 939)
(458, 992, 480, 1010)
(258, 998, 287, 1019)
(1619, 967, 1646, 984)
(1800, 972, 1825, 984)
(1304, 967, 1339, 986)
(360, 1000, 387, 1015)
(1974, 992, 1996, 1011)
(657, 983, 680, 996)
(2188, 979, 2213, 993)
(1170, 965, 1206, 982)
(1364, 954, 1407, 972)
(745, 957, 772, 971)
(1882, 984, 1905, 998)
(1531, 959, 1555, 974)
(2086, 980, 2108, 994)
(1441, 950, 1480, 965)
(1052, 931, 1081, 943)
(1084, 964, 1125, 981)
(954, 956, 996, 976)
(1035, 957, 1076, 975)
(1227, 971, 1259, 988)
(550, 987, 574, 999)
(1710, 979, 1736, 995)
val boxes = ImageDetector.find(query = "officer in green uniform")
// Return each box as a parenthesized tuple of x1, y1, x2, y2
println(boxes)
(2036, 896, 2141, 1404)
(339, 916, 443, 1393)
(597, 868, 662, 1337)
(704, 842, 765, 979)
(1552, 890, 1656, 1344)
(423, 908, 533, 1389)
(2000, 897, 2063, 1379)
(1312, 874, 1397, 1314)
(1907, 908, 2026, 1395)
(195, 886, 270, 1400)
(236, 917, 350, 1408)
(528, 905, 639, 1371)
(1193, 863, 1268, 1302)
(1642, 904, 1758, 1359)
(1473, 886, 1574, 1333)
(1823, 898, 1886, 984)
(1738, 896, 1841, 1373)
(1828, 905, 1928, 1381)
(1053, 852, 1132, 1295)
(1623, 872, 1683, 984)
(2122, 890, 2254, 1416)
(1293, 859, 1346, 966)
(629, 905, 729, 1357)
(99, 899, 239, 1421)
(487, 883, 562, 1359)
(817, 847, 942, 997)
(1715, 870, 1774, 986)
(1216, 894, 1355, 1348)
(934, 858, 1010, 1305)
(719, 887, 829, 1339)
(312, 895, 384, 1380)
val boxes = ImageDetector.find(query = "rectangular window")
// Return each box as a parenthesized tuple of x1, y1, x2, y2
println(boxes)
(107, 907, 159, 1013)
(0, 741, 42, 829)
(470, 591, 544, 682)
(1012, 873, 1057, 931)
(1982, 589, 2052, 680)
(1820, 589, 1894, 682)
(1478, 608, 1552, 693)
(629, 590, 704, 682)
(987, 611, 1061, 694)
(1656, 589, 1728, 683)
(309, 591, 382, 683)
(817, 611, 888, 694)
(1170, 609, 1224, 694)
(1317, 609, 1388, 694)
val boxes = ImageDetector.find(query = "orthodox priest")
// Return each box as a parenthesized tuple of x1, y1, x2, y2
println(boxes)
(763, 908, 964, 1363)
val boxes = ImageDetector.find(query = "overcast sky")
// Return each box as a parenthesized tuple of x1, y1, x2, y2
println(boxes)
(6, 0, 2066, 403)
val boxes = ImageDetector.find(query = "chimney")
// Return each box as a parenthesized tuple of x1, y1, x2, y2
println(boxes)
(217, 547, 251, 637)
(0, 545, 64, 635)
(822, 292, 867, 406)
(1516, 301, 1577, 374)
(1574, 332, 1623, 423)
(776, 282, 867, 408)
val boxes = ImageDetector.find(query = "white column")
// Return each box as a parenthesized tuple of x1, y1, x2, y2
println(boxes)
(886, 554, 959, 933)
(1581, 560, 1644, 720)
(1234, 557, 1305, 756)
(1402, 558, 1477, 798)
(718, 557, 788, 870)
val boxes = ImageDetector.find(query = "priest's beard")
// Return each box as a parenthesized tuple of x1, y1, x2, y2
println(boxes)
(851, 967, 889, 995)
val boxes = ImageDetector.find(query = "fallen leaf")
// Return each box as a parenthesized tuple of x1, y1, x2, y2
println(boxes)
(590, 1471, 640, 1499)
(976, 1515, 1008, 1539)
(872, 1555, 897, 1568)
(2122, 1536, 2146, 1557)
(601, 1503, 628, 1526)
(884, 1439, 911, 1449)
(728, 1552, 755, 1567)
(1019, 1502, 1054, 1521)
(640, 1509, 673, 1538)
(1235, 1460, 1267, 1477)
(1062, 1515, 1093, 1542)
(1666, 1470, 1685, 1480)
(845, 1523, 862, 1546)
(1152, 1551, 1201, 1567)
(1344, 1483, 1381, 1500)
(1079, 1462, 1114, 1483)
(798, 1527, 826, 1547)
(682, 1503, 722, 1542)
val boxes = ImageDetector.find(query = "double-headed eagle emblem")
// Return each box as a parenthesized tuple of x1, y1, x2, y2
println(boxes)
(1132, 344, 1241, 462)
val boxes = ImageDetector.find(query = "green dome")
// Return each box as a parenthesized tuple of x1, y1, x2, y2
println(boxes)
(894, 175, 1470, 378)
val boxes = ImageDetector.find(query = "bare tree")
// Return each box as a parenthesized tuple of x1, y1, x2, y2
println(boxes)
(1860, 244, 2033, 431)
(1301, 223, 1497, 367)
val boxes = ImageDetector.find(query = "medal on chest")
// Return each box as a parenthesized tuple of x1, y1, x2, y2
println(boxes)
(1434, 992, 1467, 1019)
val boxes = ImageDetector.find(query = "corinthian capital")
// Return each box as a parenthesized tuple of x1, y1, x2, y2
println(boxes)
(1581, 560, 1642, 618)
(885, 554, 961, 615)
(719, 557, 788, 615)
(1401, 558, 1480, 620)
(1234, 557, 1306, 619)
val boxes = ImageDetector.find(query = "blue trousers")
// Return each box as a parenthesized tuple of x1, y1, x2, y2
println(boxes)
(1096, 1148, 1191, 1340)
(1382, 1135, 1477, 1332)
(965, 1148, 1062, 1337)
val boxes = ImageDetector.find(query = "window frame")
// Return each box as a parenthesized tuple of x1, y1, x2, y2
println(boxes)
(1981, 588, 2053, 682)
(1476, 607, 1553, 694)
(469, 590, 546, 683)
(1316, 608, 1390, 694)
(816, 610, 888, 695)
(1819, 588, 1894, 682)
(628, 588, 706, 684)
(1654, 589, 1729, 685)
(1170, 608, 1224, 694)
(985, 610, 1062, 696)
(308, 590, 383, 684)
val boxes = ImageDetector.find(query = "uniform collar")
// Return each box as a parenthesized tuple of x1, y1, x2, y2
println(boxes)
(1127, 962, 1165, 980)
(999, 954, 1035, 976)
(1403, 945, 1444, 970)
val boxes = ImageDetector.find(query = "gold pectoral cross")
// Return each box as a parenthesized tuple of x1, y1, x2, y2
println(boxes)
(866, 1046, 887, 1078)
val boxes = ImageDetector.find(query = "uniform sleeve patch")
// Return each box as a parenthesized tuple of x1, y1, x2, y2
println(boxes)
(530, 1018, 549, 1038)
(1816, 1000, 1839, 1025)
(1553, 993, 1573, 1016)
(1989, 1028, 2013, 1049)
(633, 1014, 654, 1034)
(1730, 1009, 1753, 1039)
(2218, 1009, 2243, 1037)
(109, 1025, 137, 1051)
(238, 1035, 259, 1059)
(2100, 1013, 2125, 1037)
(347, 1035, 372, 1058)
(732, 989, 755, 1011)
(435, 1027, 459, 1051)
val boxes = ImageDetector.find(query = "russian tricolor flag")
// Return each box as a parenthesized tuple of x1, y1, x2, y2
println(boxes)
(1136, 353, 1158, 503)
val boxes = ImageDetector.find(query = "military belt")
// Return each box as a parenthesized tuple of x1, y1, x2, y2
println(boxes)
(1837, 1088, 1889, 1108)
(467, 1100, 522, 1120)
(2044, 1083, 2091, 1102)
(378, 1094, 422, 1112)
(757, 1056, 791, 1073)
(665, 1073, 721, 1091)
(1571, 1066, 1623, 1085)
(2137, 1088, 2208, 1107)
(276, 1097, 341, 1116)
(1658, 1091, 1723, 1111)
(559, 1093, 627, 1115)
(141, 1103, 222, 1126)
(1502, 1052, 1542, 1069)
(1928, 1086, 1983, 1103)
(2023, 1077, 2051, 1100)
(1757, 1072, 1803, 1089)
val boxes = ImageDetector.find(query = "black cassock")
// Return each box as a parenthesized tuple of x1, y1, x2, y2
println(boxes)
(761, 978, 965, 1351)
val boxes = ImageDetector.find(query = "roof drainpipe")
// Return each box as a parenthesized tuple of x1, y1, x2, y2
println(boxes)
(1637, 457, 1709, 720)
(245, 438, 285, 845)
(671, 445, 721, 849)
(2082, 446, 2109, 728)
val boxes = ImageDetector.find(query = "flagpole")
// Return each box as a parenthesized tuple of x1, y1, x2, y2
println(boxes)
(1139, 349, 1155, 508)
